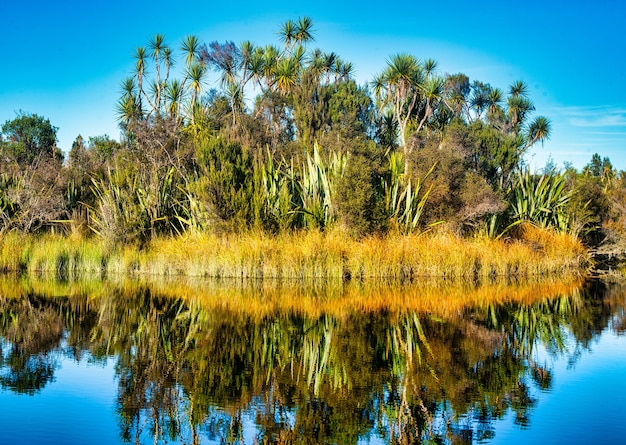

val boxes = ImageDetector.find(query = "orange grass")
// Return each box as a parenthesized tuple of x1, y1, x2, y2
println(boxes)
(137, 225, 590, 279)
(0, 223, 591, 280)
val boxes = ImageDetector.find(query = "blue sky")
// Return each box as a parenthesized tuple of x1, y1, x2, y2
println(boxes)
(1, 0, 625, 170)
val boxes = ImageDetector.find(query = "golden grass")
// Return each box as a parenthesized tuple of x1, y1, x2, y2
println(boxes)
(0, 223, 591, 280)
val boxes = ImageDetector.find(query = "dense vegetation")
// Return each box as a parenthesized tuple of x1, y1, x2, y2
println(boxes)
(0, 17, 624, 273)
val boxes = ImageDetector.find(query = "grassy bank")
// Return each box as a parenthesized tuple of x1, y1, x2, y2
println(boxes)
(0, 224, 591, 281)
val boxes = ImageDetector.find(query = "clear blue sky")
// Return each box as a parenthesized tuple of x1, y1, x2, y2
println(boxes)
(1, 0, 625, 171)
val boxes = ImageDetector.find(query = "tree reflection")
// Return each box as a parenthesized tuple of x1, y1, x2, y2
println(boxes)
(0, 295, 64, 394)
(0, 277, 624, 444)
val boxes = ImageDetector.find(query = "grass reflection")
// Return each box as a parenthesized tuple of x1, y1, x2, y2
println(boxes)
(0, 272, 584, 317)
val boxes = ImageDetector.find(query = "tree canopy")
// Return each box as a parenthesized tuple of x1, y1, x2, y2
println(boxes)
(1, 112, 61, 164)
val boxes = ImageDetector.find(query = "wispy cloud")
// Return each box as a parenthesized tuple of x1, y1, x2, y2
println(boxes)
(570, 115, 626, 127)
(550, 105, 626, 128)
(586, 131, 626, 136)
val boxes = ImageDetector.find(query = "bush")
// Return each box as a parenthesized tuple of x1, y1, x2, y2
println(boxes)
(335, 140, 387, 236)
(408, 126, 503, 230)
(192, 134, 255, 232)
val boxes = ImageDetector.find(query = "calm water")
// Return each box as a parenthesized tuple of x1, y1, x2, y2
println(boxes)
(0, 277, 625, 444)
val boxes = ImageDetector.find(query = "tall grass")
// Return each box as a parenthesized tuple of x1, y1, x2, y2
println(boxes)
(0, 223, 590, 280)
(0, 233, 108, 278)
(0, 232, 28, 272)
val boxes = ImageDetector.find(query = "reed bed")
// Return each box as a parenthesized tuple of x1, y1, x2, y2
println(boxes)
(0, 232, 108, 278)
(0, 223, 591, 280)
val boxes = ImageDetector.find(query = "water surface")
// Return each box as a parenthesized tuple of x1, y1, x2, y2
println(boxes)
(0, 276, 624, 444)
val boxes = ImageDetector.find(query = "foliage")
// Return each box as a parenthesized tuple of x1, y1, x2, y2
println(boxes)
(469, 121, 525, 190)
(0, 226, 590, 280)
(565, 174, 610, 242)
(509, 169, 571, 232)
(0, 158, 66, 233)
(191, 133, 255, 231)
(88, 134, 121, 163)
(382, 152, 436, 234)
(88, 167, 150, 246)
(372, 54, 445, 173)
(116, 33, 209, 134)
(335, 140, 387, 236)
(565, 153, 619, 245)
(0, 112, 62, 165)
(256, 150, 297, 232)
(295, 142, 346, 230)
(408, 123, 504, 228)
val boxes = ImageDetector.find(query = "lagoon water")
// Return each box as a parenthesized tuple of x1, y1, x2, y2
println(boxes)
(0, 277, 625, 444)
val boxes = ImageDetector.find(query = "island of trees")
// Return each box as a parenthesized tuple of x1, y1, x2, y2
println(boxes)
(1, 17, 624, 279)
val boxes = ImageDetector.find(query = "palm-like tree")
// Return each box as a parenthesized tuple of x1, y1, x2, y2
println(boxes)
(163, 47, 173, 85)
(469, 81, 490, 122)
(486, 87, 504, 123)
(262, 45, 280, 91)
(164, 79, 183, 121)
(181, 35, 201, 69)
(225, 82, 244, 126)
(372, 53, 444, 163)
(273, 57, 300, 94)
(321, 52, 337, 83)
(134, 47, 149, 114)
(415, 76, 444, 133)
(278, 16, 314, 56)
(501, 80, 535, 136)
(187, 63, 206, 123)
(179, 36, 202, 118)
(509, 80, 528, 98)
(307, 49, 325, 76)
(443, 73, 470, 119)
(119, 34, 213, 132)
(238, 40, 254, 86)
(295, 16, 314, 46)
(525, 116, 551, 148)
(116, 78, 141, 129)
(372, 53, 422, 151)
(149, 34, 168, 112)
(247, 48, 266, 91)
(278, 19, 297, 54)
(423, 58, 437, 77)
(503, 81, 551, 153)
(507, 95, 534, 134)
(336, 60, 354, 83)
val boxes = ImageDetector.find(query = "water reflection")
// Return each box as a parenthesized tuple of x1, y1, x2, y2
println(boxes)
(0, 276, 624, 444)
